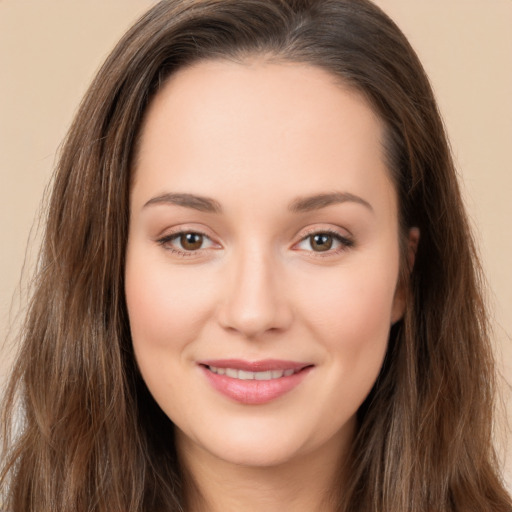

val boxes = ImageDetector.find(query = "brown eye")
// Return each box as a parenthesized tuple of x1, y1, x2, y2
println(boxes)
(180, 233, 204, 250)
(310, 233, 333, 252)
(295, 230, 353, 255)
(157, 230, 217, 255)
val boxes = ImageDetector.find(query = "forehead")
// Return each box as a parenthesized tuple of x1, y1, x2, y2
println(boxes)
(132, 59, 396, 218)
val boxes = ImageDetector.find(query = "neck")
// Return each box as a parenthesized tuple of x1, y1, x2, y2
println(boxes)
(177, 426, 353, 512)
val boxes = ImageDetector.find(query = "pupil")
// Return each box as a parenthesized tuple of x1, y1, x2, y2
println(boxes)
(312, 234, 332, 251)
(181, 233, 203, 250)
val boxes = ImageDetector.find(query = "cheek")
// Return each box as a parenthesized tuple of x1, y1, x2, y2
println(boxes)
(303, 260, 397, 329)
(124, 248, 217, 378)
(298, 267, 396, 433)
(127, 251, 204, 335)
(296, 254, 398, 382)
(124, 250, 221, 425)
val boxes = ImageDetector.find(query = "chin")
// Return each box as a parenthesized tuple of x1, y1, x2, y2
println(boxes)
(209, 437, 307, 468)
(177, 417, 311, 468)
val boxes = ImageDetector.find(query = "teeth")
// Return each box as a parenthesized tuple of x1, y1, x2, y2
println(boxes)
(225, 368, 238, 378)
(208, 366, 298, 381)
(255, 370, 272, 380)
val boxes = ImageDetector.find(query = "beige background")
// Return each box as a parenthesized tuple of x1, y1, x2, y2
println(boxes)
(1, 0, 511, 491)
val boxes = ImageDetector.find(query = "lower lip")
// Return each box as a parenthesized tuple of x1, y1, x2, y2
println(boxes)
(201, 366, 313, 405)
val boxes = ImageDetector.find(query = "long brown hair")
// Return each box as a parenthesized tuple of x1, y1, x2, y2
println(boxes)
(2, 1, 511, 510)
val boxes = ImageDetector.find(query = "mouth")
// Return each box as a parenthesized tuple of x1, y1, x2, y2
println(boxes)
(206, 366, 301, 381)
(198, 359, 314, 404)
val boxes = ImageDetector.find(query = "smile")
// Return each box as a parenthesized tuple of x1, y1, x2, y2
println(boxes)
(199, 359, 313, 405)
(207, 366, 298, 380)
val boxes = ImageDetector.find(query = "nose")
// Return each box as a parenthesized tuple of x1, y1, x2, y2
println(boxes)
(216, 245, 293, 339)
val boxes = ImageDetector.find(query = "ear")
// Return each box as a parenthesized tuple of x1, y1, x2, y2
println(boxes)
(391, 227, 420, 324)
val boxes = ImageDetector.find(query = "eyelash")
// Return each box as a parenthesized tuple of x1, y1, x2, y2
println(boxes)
(156, 228, 354, 258)
(296, 228, 354, 257)
(157, 229, 215, 258)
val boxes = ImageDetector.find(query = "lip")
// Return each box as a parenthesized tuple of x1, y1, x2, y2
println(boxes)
(198, 359, 314, 405)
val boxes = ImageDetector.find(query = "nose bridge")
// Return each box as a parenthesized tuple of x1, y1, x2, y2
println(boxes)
(218, 240, 291, 337)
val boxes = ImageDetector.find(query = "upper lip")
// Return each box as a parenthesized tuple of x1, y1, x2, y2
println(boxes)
(198, 359, 313, 372)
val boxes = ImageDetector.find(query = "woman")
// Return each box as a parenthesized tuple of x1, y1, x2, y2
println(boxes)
(1, 0, 511, 510)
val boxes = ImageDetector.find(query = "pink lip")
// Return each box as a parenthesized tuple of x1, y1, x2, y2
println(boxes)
(199, 359, 313, 405)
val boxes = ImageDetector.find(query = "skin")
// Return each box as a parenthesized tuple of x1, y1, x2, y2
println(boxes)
(125, 59, 417, 512)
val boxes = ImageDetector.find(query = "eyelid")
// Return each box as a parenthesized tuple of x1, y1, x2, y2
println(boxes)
(156, 226, 222, 257)
(155, 224, 354, 257)
(292, 226, 354, 255)
(297, 225, 353, 239)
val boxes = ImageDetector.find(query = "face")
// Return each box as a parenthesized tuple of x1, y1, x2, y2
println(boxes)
(125, 59, 406, 470)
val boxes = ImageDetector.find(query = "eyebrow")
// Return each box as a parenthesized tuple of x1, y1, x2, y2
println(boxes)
(143, 193, 222, 213)
(143, 191, 373, 214)
(288, 192, 373, 213)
